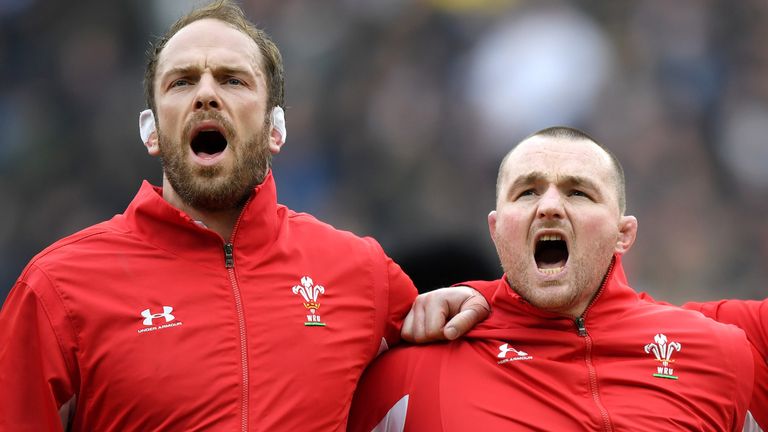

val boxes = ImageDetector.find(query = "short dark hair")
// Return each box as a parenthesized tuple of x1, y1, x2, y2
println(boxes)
(497, 126, 627, 214)
(143, 0, 284, 118)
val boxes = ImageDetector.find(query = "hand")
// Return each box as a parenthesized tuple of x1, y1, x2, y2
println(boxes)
(401, 286, 491, 343)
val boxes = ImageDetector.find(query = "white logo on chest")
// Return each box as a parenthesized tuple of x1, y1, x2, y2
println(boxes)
(137, 305, 183, 334)
(497, 343, 533, 364)
(141, 306, 175, 325)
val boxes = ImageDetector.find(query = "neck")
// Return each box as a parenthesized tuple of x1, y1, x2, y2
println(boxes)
(563, 257, 616, 319)
(161, 176, 242, 241)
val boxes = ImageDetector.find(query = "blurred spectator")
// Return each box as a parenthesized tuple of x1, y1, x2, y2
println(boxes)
(461, 2, 614, 155)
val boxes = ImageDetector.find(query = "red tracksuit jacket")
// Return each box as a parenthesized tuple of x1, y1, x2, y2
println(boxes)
(348, 256, 767, 431)
(0, 172, 417, 431)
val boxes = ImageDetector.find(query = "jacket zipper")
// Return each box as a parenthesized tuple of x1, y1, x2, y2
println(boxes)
(574, 258, 615, 432)
(223, 205, 251, 432)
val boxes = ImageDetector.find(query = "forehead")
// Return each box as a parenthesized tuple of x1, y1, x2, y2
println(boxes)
(157, 18, 262, 76)
(501, 136, 615, 187)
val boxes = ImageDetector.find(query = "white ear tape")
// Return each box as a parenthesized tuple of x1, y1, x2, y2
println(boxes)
(139, 109, 156, 144)
(270, 106, 287, 142)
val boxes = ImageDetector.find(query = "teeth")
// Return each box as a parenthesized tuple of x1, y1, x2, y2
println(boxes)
(539, 234, 562, 241)
(540, 267, 564, 275)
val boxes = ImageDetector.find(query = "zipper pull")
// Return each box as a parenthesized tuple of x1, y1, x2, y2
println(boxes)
(575, 317, 588, 337)
(224, 243, 234, 268)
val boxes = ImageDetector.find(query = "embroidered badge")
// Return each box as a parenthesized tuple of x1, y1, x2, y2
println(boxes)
(644, 333, 681, 380)
(292, 276, 326, 326)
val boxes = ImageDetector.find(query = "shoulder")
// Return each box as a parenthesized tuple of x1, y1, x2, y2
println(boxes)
(19, 218, 130, 282)
(631, 301, 750, 341)
(283, 207, 386, 254)
(635, 300, 747, 332)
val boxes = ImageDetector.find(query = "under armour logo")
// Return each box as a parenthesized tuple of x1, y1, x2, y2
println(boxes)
(141, 306, 175, 326)
(498, 343, 528, 359)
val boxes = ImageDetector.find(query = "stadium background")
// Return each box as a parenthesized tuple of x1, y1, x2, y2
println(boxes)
(1, 0, 766, 303)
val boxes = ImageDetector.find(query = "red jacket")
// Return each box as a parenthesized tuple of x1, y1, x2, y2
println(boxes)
(349, 256, 765, 431)
(0, 172, 417, 431)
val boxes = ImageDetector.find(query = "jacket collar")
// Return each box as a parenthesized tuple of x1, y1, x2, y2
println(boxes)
(122, 171, 281, 266)
(474, 254, 640, 333)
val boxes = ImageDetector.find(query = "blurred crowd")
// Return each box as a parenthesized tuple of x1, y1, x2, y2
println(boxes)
(1, 0, 766, 303)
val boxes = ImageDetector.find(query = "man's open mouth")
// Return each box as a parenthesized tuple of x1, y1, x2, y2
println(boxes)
(191, 129, 227, 159)
(534, 233, 569, 275)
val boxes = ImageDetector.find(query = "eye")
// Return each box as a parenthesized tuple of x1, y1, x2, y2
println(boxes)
(569, 190, 591, 199)
(516, 189, 537, 199)
(170, 79, 190, 88)
(225, 77, 244, 86)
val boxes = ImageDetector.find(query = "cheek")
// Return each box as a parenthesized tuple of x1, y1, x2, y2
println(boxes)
(156, 105, 183, 132)
(496, 207, 527, 227)
(493, 210, 528, 241)
(576, 214, 619, 246)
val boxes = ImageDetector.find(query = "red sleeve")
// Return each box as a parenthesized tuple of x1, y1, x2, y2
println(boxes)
(748, 343, 768, 431)
(383, 257, 418, 348)
(367, 238, 418, 353)
(0, 268, 78, 431)
(679, 299, 768, 361)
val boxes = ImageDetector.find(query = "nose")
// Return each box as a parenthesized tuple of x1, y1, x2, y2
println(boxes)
(194, 74, 221, 110)
(536, 186, 565, 220)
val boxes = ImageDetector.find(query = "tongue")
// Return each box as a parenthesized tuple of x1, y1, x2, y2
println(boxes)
(196, 151, 223, 159)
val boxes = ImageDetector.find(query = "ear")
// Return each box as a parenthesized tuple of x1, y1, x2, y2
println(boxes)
(145, 131, 160, 156)
(488, 210, 498, 244)
(615, 215, 638, 254)
(268, 126, 285, 154)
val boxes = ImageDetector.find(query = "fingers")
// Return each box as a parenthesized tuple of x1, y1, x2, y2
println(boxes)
(401, 299, 424, 342)
(443, 293, 490, 340)
(443, 309, 478, 340)
(401, 291, 448, 343)
(424, 294, 449, 341)
(401, 286, 492, 343)
(401, 306, 416, 342)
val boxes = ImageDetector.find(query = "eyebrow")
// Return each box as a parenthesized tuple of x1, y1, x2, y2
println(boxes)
(161, 64, 259, 81)
(559, 174, 600, 192)
(508, 171, 544, 191)
(507, 171, 601, 193)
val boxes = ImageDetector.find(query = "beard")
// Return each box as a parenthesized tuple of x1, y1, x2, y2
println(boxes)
(493, 229, 613, 315)
(157, 111, 272, 212)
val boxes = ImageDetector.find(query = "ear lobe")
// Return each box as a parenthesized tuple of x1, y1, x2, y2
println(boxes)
(145, 131, 160, 156)
(268, 106, 286, 154)
(615, 215, 638, 254)
(268, 127, 285, 154)
(488, 211, 498, 243)
(139, 109, 159, 156)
